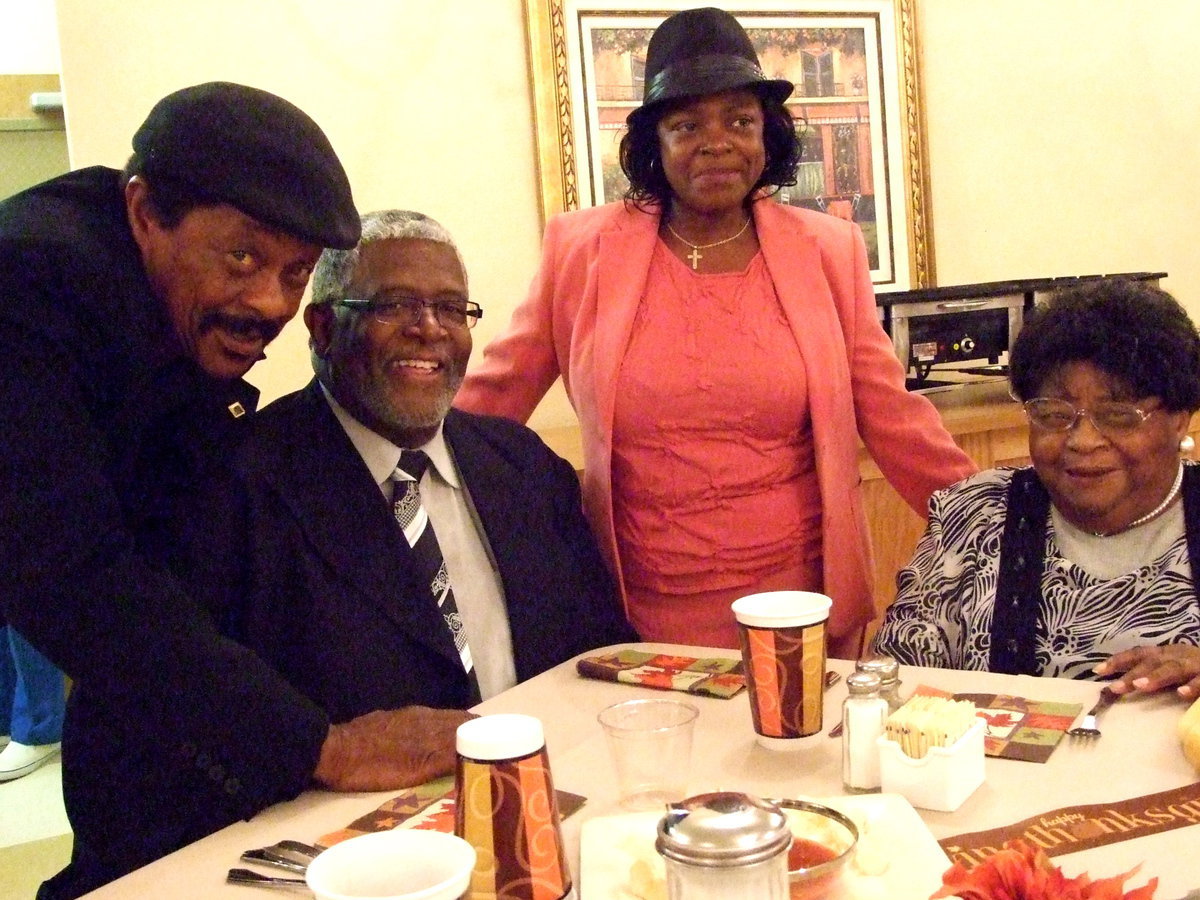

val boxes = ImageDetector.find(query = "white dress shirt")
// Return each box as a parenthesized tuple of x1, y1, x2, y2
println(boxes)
(322, 387, 517, 699)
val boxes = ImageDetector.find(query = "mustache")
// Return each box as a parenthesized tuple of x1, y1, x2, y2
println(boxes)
(199, 311, 284, 345)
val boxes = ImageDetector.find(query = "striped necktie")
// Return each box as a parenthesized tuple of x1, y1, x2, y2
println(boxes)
(393, 449, 480, 703)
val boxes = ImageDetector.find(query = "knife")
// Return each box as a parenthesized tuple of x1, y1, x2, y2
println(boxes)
(226, 868, 308, 890)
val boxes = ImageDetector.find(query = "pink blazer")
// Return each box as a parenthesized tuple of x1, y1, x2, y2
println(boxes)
(455, 199, 976, 645)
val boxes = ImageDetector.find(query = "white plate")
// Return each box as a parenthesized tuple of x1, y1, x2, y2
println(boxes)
(579, 793, 949, 900)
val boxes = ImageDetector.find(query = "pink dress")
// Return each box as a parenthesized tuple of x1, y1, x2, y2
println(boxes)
(612, 241, 823, 648)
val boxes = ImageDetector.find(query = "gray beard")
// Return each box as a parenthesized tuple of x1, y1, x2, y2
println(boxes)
(359, 368, 464, 435)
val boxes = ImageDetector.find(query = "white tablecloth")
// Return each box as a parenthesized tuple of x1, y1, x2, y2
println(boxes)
(82, 644, 1200, 898)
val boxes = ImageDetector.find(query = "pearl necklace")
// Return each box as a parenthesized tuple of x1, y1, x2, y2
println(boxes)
(1089, 461, 1184, 537)
(666, 218, 751, 270)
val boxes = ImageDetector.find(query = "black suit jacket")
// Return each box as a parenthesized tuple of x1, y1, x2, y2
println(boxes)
(1, 169, 333, 900)
(187, 382, 635, 723)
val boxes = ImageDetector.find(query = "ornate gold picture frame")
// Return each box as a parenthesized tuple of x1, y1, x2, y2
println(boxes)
(525, 0, 933, 289)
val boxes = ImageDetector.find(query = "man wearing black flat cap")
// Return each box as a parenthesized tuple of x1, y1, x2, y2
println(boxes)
(0, 82, 458, 899)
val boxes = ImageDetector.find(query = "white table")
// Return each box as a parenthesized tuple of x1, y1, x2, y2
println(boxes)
(83, 644, 1200, 898)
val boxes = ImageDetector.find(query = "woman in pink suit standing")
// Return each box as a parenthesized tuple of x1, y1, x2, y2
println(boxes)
(455, 7, 975, 658)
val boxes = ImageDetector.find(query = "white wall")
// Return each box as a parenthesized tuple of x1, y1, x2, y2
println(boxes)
(919, 0, 1200, 308)
(52, 0, 1200, 430)
(0, 0, 60, 73)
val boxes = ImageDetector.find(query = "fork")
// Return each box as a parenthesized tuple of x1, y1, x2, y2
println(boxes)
(1067, 687, 1118, 739)
(239, 849, 309, 874)
(239, 839, 322, 875)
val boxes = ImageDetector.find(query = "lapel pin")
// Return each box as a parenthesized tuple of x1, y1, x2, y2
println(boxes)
(227, 401, 247, 418)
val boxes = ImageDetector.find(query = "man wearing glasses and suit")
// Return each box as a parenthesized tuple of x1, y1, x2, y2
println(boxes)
(180, 209, 634, 767)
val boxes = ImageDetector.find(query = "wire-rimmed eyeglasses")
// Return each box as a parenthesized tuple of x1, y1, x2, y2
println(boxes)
(1022, 397, 1158, 436)
(333, 294, 482, 330)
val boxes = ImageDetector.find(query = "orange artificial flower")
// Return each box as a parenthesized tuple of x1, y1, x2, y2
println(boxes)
(932, 840, 1157, 900)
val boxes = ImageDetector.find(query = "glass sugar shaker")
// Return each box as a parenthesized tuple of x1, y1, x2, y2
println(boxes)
(656, 791, 791, 900)
(842, 670, 888, 794)
(857, 655, 904, 712)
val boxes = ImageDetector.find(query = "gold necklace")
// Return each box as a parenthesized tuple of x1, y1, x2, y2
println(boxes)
(666, 218, 751, 270)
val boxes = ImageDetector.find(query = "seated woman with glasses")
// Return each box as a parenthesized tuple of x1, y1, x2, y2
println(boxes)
(875, 278, 1200, 698)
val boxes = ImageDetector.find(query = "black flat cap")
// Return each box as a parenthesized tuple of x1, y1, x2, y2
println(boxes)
(628, 7, 793, 127)
(132, 82, 360, 249)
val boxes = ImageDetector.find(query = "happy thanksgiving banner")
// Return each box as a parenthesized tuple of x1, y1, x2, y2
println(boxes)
(940, 780, 1200, 867)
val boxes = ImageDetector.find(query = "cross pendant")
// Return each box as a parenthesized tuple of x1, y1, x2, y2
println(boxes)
(686, 247, 702, 269)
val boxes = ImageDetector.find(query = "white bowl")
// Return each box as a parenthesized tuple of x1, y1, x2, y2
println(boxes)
(305, 830, 475, 900)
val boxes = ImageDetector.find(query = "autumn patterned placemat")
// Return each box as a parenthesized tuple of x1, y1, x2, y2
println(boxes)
(911, 684, 1083, 763)
(576, 649, 746, 698)
(939, 779, 1200, 866)
(316, 776, 587, 848)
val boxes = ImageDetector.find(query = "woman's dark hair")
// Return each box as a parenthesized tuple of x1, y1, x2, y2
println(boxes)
(120, 152, 218, 227)
(1009, 278, 1200, 412)
(618, 89, 802, 210)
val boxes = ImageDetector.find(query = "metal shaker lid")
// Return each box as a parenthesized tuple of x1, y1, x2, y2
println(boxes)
(856, 655, 899, 686)
(846, 670, 883, 696)
(656, 792, 791, 867)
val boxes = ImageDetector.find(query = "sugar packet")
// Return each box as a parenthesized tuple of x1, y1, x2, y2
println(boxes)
(885, 695, 977, 759)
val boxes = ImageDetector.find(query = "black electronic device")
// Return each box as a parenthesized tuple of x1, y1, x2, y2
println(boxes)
(876, 273, 1167, 391)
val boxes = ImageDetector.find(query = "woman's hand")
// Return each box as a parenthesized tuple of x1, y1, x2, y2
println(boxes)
(1094, 644, 1200, 698)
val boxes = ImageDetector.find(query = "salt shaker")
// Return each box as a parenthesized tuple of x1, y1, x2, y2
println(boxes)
(455, 714, 572, 900)
(656, 791, 791, 900)
(857, 655, 904, 712)
(842, 670, 888, 793)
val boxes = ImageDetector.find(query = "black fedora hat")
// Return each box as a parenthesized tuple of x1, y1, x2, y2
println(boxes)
(628, 7, 793, 127)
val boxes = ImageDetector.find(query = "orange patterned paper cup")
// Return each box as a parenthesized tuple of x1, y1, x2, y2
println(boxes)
(454, 715, 571, 900)
(732, 591, 831, 750)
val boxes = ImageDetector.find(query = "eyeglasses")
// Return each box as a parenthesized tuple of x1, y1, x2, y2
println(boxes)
(1022, 397, 1158, 436)
(333, 294, 482, 330)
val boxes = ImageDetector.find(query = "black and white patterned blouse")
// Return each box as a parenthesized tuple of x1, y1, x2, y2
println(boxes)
(874, 467, 1200, 678)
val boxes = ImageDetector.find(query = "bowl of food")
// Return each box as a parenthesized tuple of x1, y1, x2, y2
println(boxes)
(771, 799, 859, 900)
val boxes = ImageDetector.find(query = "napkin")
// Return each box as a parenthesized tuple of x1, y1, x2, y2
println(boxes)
(576, 649, 746, 698)
(317, 777, 587, 848)
(910, 684, 1082, 763)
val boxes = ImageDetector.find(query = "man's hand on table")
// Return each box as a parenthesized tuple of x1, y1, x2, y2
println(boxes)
(1094, 644, 1200, 699)
(313, 706, 475, 792)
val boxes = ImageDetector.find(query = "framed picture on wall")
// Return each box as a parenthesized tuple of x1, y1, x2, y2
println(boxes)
(525, 0, 933, 290)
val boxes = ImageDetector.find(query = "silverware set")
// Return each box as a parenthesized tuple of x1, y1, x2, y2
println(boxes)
(227, 840, 321, 890)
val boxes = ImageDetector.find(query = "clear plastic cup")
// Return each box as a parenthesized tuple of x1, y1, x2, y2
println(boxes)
(598, 697, 699, 809)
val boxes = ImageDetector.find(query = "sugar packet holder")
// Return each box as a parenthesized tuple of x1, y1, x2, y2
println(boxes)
(876, 717, 986, 812)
